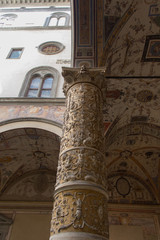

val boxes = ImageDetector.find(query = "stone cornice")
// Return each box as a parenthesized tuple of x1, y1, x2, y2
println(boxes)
(0, 0, 70, 7)
(0, 97, 65, 105)
(0, 201, 159, 213)
(0, 26, 71, 31)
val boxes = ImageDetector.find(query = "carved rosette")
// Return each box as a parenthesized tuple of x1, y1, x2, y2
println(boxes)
(50, 189, 109, 238)
(50, 66, 109, 240)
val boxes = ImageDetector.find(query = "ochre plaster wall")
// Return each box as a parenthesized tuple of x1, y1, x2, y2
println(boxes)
(9, 213, 51, 240)
(9, 214, 144, 240)
(109, 225, 143, 240)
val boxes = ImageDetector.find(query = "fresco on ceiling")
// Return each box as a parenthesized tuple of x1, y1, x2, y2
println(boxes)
(102, 0, 160, 75)
(104, 0, 132, 43)
(103, 77, 160, 125)
(107, 174, 157, 204)
(0, 128, 59, 197)
(105, 122, 160, 204)
(0, 171, 55, 201)
(149, 3, 160, 27)
(109, 212, 159, 240)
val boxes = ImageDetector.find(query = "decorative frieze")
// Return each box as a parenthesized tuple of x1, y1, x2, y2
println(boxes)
(60, 82, 104, 153)
(0, 0, 70, 7)
(56, 148, 106, 188)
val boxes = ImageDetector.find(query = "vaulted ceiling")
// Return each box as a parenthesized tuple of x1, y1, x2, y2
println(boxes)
(101, 0, 160, 204)
(0, 128, 59, 201)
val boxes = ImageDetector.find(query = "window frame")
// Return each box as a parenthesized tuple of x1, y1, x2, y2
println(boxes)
(19, 66, 59, 98)
(7, 48, 24, 59)
(26, 74, 54, 98)
(44, 12, 70, 27)
(38, 41, 65, 55)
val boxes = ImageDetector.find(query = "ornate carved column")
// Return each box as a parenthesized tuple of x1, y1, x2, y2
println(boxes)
(50, 66, 109, 240)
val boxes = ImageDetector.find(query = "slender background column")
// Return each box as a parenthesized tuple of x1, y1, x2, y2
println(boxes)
(50, 66, 109, 240)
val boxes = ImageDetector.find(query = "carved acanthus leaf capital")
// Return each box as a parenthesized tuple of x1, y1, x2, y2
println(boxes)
(62, 66, 106, 96)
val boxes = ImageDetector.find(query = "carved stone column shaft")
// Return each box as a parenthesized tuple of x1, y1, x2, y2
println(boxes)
(50, 66, 109, 240)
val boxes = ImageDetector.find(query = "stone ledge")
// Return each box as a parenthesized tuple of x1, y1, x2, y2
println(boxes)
(0, 97, 65, 105)
(0, 0, 70, 7)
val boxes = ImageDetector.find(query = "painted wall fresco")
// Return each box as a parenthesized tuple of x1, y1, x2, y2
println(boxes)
(0, 128, 59, 200)
(102, 0, 160, 75)
(105, 121, 160, 204)
(104, 0, 132, 42)
(0, 171, 56, 201)
(0, 103, 65, 125)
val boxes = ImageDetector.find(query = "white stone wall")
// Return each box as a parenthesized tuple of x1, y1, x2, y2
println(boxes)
(0, 7, 71, 98)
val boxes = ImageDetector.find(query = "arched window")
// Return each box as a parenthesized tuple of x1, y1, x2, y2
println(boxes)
(27, 74, 54, 97)
(44, 12, 70, 27)
(19, 67, 59, 98)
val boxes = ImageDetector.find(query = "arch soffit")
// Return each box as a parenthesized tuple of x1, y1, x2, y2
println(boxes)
(0, 118, 62, 137)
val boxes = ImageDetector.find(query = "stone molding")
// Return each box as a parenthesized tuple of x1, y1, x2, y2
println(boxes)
(50, 231, 109, 240)
(54, 180, 109, 199)
(0, 97, 65, 104)
(0, 0, 70, 7)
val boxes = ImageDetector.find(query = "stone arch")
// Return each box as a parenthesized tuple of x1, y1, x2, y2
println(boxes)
(0, 118, 62, 136)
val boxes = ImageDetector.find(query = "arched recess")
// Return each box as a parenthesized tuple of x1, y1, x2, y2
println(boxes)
(104, 121, 160, 204)
(0, 118, 62, 202)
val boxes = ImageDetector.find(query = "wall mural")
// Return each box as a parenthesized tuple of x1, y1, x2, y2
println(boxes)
(104, 0, 132, 43)
(0, 104, 65, 125)
(101, 0, 160, 75)
(0, 128, 59, 201)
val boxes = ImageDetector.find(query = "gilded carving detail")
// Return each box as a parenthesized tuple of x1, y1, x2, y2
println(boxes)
(55, 80, 106, 187)
(56, 148, 106, 187)
(60, 83, 104, 153)
(50, 189, 109, 238)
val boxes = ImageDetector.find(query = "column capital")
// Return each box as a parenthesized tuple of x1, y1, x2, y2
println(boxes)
(62, 65, 106, 96)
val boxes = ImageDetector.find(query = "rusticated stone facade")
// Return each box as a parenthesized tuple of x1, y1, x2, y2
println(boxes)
(50, 66, 109, 240)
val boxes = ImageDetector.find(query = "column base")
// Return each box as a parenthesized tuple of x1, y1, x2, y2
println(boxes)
(50, 232, 108, 240)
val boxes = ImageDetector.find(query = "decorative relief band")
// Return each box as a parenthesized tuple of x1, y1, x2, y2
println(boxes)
(50, 189, 109, 238)
(54, 180, 109, 199)
(56, 148, 106, 188)
(60, 146, 105, 158)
